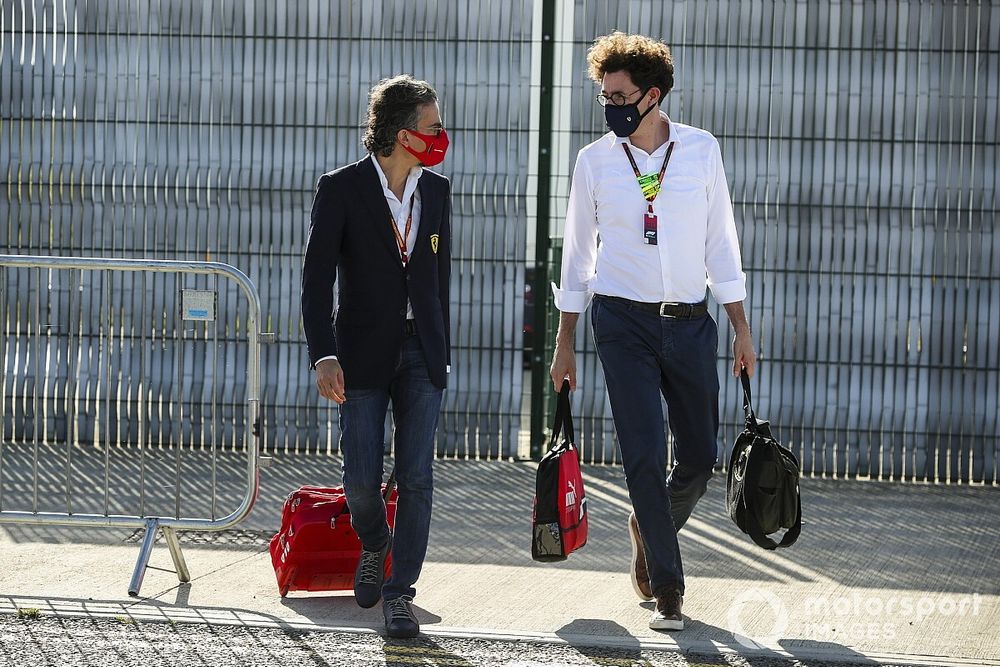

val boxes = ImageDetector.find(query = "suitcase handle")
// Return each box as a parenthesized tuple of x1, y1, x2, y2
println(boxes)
(383, 469, 396, 500)
(330, 468, 397, 524)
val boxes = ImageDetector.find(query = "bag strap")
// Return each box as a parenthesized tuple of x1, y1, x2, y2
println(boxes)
(740, 367, 759, 427)
(744, 487, 802, 550)
(548, 379, 575, 448)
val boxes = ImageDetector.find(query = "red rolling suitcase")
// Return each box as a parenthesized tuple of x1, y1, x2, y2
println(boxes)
(269, 472, 397, 597)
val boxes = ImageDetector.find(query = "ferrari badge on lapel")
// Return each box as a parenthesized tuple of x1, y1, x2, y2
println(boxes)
(430, 234, 439, 254)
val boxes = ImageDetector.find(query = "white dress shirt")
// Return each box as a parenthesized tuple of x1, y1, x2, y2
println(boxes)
(551, 114, 747, 313)
(315, 154, 423, 366)
(371, 153, 423, 318)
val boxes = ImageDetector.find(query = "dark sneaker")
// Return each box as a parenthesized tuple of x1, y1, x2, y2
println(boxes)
(354, 538, 390, 609)
(650, 589, 684, 630)
(383, 595, 419, 638)
(628, 512, 653, 601)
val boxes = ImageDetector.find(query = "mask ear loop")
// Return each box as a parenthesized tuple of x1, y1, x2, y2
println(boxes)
(645, 86, 660, 114)
(637, 87, 658, 121)
(398, 130, 422, 160)
(397, 129, 412, 153)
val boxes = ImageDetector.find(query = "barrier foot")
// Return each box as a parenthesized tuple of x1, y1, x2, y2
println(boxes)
(161, 526, 190, 583)
(128, 518, 159, 597)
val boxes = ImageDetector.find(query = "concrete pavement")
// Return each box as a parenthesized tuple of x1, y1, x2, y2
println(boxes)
(0, 454, 997, 666)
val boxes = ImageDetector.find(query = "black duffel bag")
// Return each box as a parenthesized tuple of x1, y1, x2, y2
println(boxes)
(726, 369, 802, 550)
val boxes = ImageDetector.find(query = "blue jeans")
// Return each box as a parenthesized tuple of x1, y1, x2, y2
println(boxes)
(339, 332, 443, 601)
(591, 296, 720, 597)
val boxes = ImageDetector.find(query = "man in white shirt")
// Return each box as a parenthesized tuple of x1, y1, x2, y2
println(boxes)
(549, 32, 757, 631)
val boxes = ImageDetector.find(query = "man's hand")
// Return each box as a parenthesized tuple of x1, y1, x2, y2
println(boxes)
(549, 311, 581, 390)
(732, 330, 757, 378)
(723, 300, 757, 378)
(550, 343, 577, 391)
(315, 358, 346, 404)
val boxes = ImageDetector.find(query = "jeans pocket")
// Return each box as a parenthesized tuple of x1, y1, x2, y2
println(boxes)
(590, 297, 602, 331)
(592, 298, 623, 345)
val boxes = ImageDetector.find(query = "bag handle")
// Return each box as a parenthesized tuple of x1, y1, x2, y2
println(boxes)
(548, 379, 576, 449)
(332, 468, 396, 521)
(740, 367, 759, 426)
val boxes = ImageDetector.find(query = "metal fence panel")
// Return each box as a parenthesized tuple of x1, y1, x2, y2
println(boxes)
(0, 254, 263, 595)
(547, 0, 998, 482)
(1, 1, 997, 481)
(0, 0, 533, 460)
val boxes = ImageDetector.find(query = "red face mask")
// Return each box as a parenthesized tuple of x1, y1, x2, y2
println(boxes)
(403, 128, 450, 167)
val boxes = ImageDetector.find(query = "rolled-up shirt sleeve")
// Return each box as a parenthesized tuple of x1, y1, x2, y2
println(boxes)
(704, 139, 747, 304)
(551, 151, 598, 313)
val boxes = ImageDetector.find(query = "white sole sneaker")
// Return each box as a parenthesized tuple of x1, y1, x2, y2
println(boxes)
(649, 613, 684, 631)
(628, 513, 653, 602)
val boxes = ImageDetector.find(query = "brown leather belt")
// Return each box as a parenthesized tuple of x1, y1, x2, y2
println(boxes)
(597, 295, 708, 319)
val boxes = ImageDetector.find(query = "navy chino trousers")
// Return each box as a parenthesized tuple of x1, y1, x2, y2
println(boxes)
(591, 295, 720, 597)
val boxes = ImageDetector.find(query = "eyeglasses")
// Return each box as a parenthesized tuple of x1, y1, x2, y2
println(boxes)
(596, 88, 646, 107)
(408, 126, 445, 136)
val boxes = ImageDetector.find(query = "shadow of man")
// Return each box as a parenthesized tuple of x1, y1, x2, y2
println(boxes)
(382, 636, 475, 667)
(556, 616, 881, 666)
(279, 593, 443, 631)
(685, 619, 881, 666)
(235, 593, 470, 666)
(555, 618, 658, 666)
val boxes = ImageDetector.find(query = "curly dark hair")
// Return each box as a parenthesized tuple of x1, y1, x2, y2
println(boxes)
(362, 75, 438, 157)
(586, 31, 674, 101)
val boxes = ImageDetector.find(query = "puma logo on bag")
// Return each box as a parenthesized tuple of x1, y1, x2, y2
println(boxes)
(565, 480, 577, 508)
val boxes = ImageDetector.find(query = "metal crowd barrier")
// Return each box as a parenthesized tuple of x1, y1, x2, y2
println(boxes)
(0, 255, 267, 596)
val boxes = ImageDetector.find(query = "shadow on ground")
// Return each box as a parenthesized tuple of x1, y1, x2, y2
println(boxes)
(2, 452, 999, 598)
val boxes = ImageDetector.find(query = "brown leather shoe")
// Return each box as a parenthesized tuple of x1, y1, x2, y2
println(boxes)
(650, 589, 684, 630)
(627, 512, 653, 601)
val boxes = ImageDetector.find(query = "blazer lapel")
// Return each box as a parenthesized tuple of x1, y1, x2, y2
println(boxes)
(410, 175, 440, 263)
(354, 157, 404, 263)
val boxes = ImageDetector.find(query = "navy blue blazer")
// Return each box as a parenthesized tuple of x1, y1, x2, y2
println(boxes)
(301, 157, 452, 390)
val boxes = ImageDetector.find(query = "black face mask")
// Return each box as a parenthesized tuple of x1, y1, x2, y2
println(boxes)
(604, 88, 656, 137)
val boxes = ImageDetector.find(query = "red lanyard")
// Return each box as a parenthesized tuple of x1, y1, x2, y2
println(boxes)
(622, 142, 674, 203)
(389, 208, 414, 267)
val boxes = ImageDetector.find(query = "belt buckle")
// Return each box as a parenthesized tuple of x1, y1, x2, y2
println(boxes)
(658, 302, 677, 319)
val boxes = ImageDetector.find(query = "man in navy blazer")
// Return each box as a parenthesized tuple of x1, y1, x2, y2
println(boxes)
(301, 75, 451, 639)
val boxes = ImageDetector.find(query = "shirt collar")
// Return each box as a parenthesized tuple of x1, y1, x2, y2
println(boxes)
(369, 154, 423, 200)
(606, 111, 680, 154)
